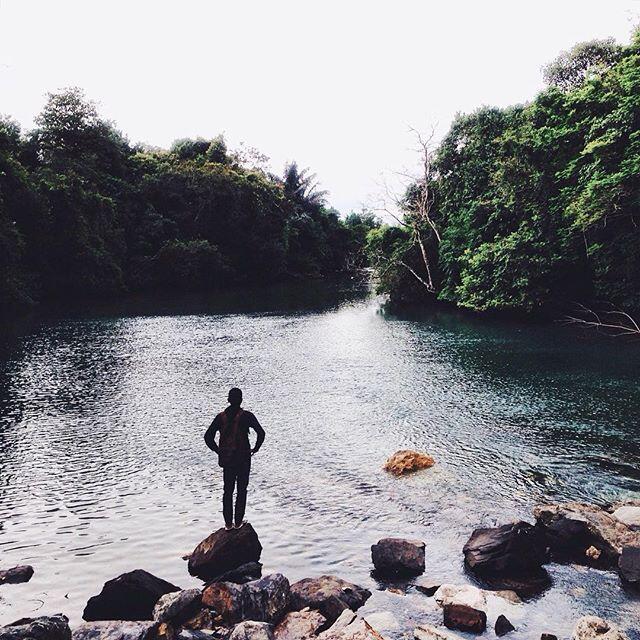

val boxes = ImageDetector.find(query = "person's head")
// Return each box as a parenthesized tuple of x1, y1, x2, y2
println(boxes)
(228, 387, 243, 407)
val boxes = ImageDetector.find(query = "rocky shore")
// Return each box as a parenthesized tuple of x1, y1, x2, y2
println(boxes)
(1, 454, 639, 640)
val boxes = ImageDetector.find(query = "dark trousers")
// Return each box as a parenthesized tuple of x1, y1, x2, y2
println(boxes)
(222, 456, 251, 527)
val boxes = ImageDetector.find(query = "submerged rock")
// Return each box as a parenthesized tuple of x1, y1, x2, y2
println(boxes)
(72, 621, 158, 640)
(0, 565, 34, 586)
(414, 624, 464, 640)
(571, 616, 629, 640)
(534, 503, 640, 568)
(274, 609, 326, 640)
(433, 584, 486, 611)
(153, 589, 202, 624)
(289, 576, 371, 626)
(189, 526, 262, 582)
(462, 521, 551, 598)
(618, 545, 640, 586)
(371, 538, 425, 576)
(443, 604, 486, 634)
(83, 569, 180, 621)
(0, 615, 71, 640)
(229, 622, 273, 640)
(317, 610, 384, 640)
(494, 615, 515, 636)
(383, 451, 435, 476)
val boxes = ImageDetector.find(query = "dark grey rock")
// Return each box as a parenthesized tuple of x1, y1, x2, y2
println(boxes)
(213, 563, 263, 585)
(495, 615, 515, 636)
(371, 538, 425, 576)
(228, 622, 273, 640)
(83, 569, 181, 621)
(72, 621, 158, 640)
(619, 545, 640, 586)
(153, 589, 202, 624)
(0, 565, 34, 586)
(0, 615, 70, 640)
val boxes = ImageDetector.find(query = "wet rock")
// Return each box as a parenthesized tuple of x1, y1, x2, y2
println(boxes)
(189, 526, 262, 582)
(83, 569, 181, 621)
(618, 545, 640, 586)
(413, 580, 440, 597)
(571, 616, 629, 640)
(274, 609, 326, 640)
(180, 609, 219, 632)
(154, 589, 202, 624)
(72, 621, 158, 640)
(177, 632, 218, 640)
(534, 503, 640, 568)
(611, 506, 640, 530)
(494, 615, 515, 636)
(383, 451, 435, 476)
(371, 538, 425, 576)
(229, 622, 273, 640)
(414, 625, 463, 640)
(540, 635, 558, 640)
(443, 604, 486, 634)
(0, 565, 34, 586)
(463, 521, 551, 598)
(316, 610, 384, 640)
(0, 615, 71, 640)
(203, 574, 290, 625)
(433, 584, 486, 611)
(289, 576, 371, 626)
(214, 563, 263, 585)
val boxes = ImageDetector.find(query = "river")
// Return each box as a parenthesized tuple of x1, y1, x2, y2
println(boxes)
(1, 283, 639, 638)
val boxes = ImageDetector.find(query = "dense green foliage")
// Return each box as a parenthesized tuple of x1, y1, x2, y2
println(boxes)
(0, 89, 371, 309)
(370, 33, 640, 315)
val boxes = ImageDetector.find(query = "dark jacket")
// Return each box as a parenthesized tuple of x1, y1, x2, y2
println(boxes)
(204, 406, 265, 467)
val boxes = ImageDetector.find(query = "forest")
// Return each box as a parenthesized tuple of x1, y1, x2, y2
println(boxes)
(367, 32, 640, 322)
(0, 89, 377, 310)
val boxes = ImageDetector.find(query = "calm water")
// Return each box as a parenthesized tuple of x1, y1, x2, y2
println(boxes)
(1, 284, 639, 638)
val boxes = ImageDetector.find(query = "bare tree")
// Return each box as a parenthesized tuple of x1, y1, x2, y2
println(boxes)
(563, 303, 640, 337)
(372, 126, 441, 292)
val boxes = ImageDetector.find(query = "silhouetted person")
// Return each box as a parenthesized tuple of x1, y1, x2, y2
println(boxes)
(204, 388, 265, 530)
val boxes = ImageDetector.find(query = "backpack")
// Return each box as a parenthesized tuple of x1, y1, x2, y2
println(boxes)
(217, 408, 244, 467)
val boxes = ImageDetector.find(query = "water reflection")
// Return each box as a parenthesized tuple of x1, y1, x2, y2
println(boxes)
(0, 285, 639, 638)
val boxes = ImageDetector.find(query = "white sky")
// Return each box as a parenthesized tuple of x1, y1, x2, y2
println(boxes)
(1, 0, 639, 213)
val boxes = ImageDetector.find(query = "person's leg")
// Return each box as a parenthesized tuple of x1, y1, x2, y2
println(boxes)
(222, 464, 237, 529)
(234, 456, 251, 527)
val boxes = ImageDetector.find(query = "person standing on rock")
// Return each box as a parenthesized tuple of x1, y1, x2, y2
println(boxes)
(204, 388, 265, 530)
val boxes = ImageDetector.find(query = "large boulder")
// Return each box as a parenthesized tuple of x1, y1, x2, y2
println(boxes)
(202, 574, 290, 625)
(289, 576, 371, 625)
(571, 616, 629, 640)
(229, 622, 273, 640)
(317, 611, 384, 640)
(189, 526, 262, 582)
(371, 538, 425, 576)
(618, 546, 640, 586)
(0, 565, 34, 585)
(83, 570, 181, 621)
(72, 622, 159, 640)
(383, 451, 435, 476)
(0, 615, 71, 640)
(274, 609, 326, 640)
(443, 604, 486, 633)
(534, 503, 640, 568)
(154, 589, 202, 624)
(463, 521, 551, 598)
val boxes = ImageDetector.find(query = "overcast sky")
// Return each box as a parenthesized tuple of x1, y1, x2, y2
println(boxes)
(1, 0, 639, 213)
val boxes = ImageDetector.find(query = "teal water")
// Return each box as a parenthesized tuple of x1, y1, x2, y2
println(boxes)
(0, 284, 639, 637)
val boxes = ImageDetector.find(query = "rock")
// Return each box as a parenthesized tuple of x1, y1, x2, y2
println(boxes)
(571, 616, 629, 640)
(0, 615, 71, 640)
(289, 576, 371, 625)
(611, 506, 640, 530)
(414, 625, 463, 640)
(462, 521, 551, 598)
(618, 545, 640, 586)
(0, 565, 34, 585)
(72, 621, 158, 640)
(317, 611, 384, 640)
(177, 632, 218, 640)
(83, 569, 181, 621)
(203, 574, 290, 625)
(154, 589, 202, 624)
(214, 563, 263, 585)
(413, 580, 440, 597)
(383, 451, 435, 476)
(534, 503, 640, 568)
(540, 635, 558, 640)
(274, 609, 326, 640)
(229, 622, 273, 640)
(443, 604, 486, 634)
(433, 584, 486, 611)
(585, 546, 601, 561)
(180, 610, 219, 632)
(492, 590, 521, 604)
(188, 526, 262, 582)
(494, 615, 515, 636)
(371, 538, 425, 576)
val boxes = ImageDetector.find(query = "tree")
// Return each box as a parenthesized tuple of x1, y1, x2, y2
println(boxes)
(282, 161, 328, 211)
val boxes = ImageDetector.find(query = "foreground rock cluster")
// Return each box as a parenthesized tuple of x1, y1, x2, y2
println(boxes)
(1, 474, 638, 640)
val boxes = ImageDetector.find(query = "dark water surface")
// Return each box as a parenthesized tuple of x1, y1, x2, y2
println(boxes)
(1, 284, 639, 637)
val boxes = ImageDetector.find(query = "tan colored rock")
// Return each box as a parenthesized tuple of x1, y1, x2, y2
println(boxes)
(433, 585, 486, 612)
(585, 546, 601, 561)
(383, 451, 435, 476)
(571, 616, 629, 640)
(317, 611, 384, 640)
(274, 609, 326, 640)
(611, 506, 640, 530)
(492, 590, 521, 605)
(414, 624, 464, 640)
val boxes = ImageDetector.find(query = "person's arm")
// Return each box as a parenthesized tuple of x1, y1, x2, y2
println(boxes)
(204, 416, 220, 454)
(249, 414, 265, 454)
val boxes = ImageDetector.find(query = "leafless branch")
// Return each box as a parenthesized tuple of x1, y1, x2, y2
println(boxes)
(562, 302, 640, 337)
